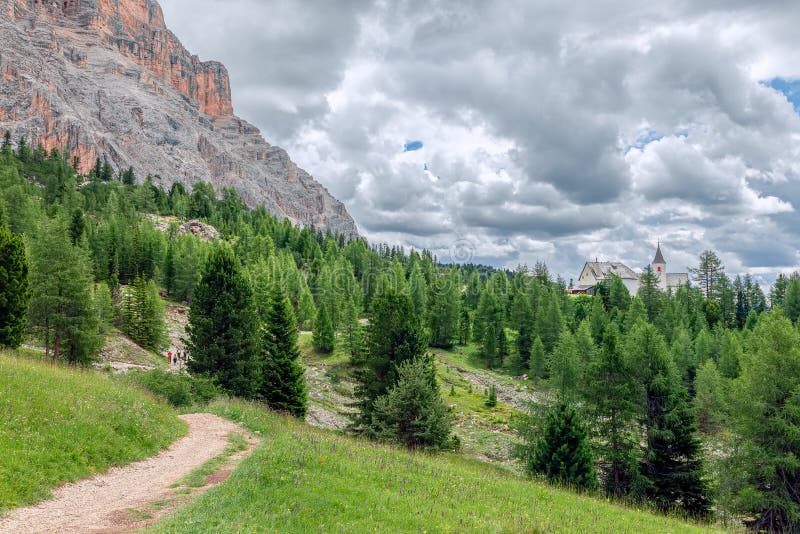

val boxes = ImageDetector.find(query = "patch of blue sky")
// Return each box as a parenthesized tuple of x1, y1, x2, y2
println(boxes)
(624, 129, 688, 155)
(403, 140, 424, 152)
(762, 77, 800, 111)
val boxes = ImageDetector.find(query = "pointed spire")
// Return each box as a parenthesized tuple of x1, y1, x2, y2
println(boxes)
(652, 241, 665, 265)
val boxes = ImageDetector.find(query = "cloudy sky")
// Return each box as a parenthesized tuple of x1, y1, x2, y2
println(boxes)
(160, 0, 800, 283)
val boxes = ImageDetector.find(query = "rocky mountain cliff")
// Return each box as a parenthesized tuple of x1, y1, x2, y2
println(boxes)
(0, 0, 357, 236)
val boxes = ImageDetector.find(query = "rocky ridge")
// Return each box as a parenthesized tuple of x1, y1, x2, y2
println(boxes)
(0, 0, 357, 236)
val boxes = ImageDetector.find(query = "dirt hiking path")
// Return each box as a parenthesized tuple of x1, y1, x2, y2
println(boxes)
(0, 413, 256, 533)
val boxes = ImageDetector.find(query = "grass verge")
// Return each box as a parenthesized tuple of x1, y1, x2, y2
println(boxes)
(147, 398, 719, 533)
(0, 350, 187, 514)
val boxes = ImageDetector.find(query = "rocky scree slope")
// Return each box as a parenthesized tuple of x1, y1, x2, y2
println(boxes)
(0, 0, 357, 236)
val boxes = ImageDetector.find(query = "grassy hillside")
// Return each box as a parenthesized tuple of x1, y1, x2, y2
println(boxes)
(148, 399, 719, 533)
(0, 351, 187, 513)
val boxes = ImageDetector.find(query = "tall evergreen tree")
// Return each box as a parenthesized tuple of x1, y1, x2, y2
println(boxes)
(628, 322, 710, 517)
(427, 273, 459, 348)
(28, 219, 100, 364)
(530, 336, 547, 379)
(186, 244, 260, 398)
(0, 206, 29, 348)
(722, 312, 800, 531)
(690, 250, 725, 299)
(783, 277, 800, 323)
(312, 302, 335, 353)
(637, 266, 663, 323)
(583, 323, 639, 497)
(352, 291, 426, 431)
(259, 288, 307, 417)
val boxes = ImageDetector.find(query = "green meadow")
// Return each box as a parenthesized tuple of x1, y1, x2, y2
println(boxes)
(148, 399, 720, 533)
(0, 351, 186, 513)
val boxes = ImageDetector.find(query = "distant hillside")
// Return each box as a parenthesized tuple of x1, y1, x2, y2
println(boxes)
(0, 0, 357, 236)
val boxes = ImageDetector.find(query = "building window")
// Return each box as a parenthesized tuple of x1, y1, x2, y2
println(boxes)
(657, 266, 662, 272)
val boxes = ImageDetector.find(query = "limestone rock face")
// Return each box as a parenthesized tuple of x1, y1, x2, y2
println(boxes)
(0, 0, 358, 236)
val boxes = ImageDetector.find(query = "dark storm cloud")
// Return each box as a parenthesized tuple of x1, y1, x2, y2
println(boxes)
(161, 0, 800, 279)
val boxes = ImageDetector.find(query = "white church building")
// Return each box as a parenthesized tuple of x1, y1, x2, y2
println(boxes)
(570, 244, 689, 295)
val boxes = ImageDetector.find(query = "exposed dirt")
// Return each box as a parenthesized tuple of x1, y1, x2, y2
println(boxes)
(0, 414, 257, 534)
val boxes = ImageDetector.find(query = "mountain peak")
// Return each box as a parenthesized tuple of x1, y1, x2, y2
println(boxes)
(0, 0, 357, 235)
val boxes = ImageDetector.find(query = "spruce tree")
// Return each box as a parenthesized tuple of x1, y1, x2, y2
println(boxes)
(628, 322, 710, 517)
(260, 288, 307, 417)
(312, 302, 335, 353)
(368, 354, 453, 449)
(0, 131, 11, 157)
(352, 290, 426, 431)
(522, 402, 598, 491)
(0, 206, 29, 348)
(186, 244, 260, 398)
(638, 266, 663, 322)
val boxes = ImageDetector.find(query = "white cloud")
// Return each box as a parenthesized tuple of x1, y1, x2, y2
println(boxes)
(161, 0, 800, 281)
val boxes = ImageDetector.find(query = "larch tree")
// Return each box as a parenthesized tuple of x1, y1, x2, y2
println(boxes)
(690, 250, 725, 299)
(28, 219, 100, 364)
(583, 323, 640, 497)
(722, 311, 800, 532)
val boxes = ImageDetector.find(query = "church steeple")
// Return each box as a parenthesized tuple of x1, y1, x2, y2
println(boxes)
(652, 242, 665, 265)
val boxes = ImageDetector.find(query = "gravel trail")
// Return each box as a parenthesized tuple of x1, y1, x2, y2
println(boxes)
(0, 413, 255, 534)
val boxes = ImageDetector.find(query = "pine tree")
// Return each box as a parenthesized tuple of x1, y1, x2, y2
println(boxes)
(69, 208, 85, 245)
(512, 291, 535, 371)
(312, 302, 335, 353)
(521, 402, 598, 491)
(409, 263, 427, 317)
(548, 328, 580, 401)
(628, 322, 710, 517)
(535, 289, 563, 353)
(0, 206, 29, 348)
(259, 288, 307, 417)
(186, 244, 260, 398)
(16, 136, 30, 162)
(608, 276, 631, 313)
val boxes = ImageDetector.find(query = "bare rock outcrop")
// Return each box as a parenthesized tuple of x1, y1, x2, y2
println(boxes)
(0, 0, 358, 236)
